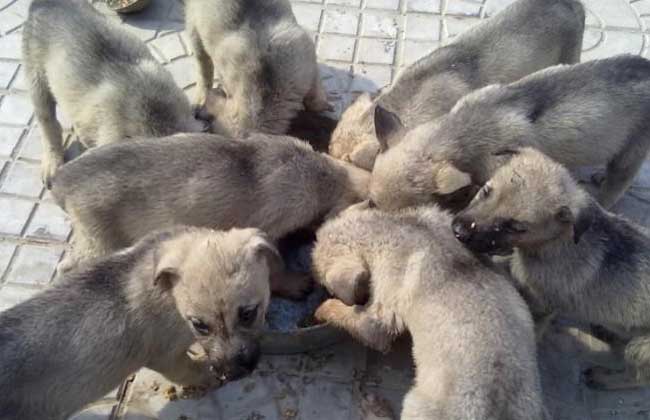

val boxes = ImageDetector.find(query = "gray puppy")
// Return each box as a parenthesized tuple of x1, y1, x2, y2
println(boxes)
(0, 226, 277, 420)
(23, 0, 205, 186)
(313, 204, 546, 419)
(186, 0, 330, 137)
(371, 55, 650, 211)
(329, 0, 585, 170)
(51, 133, 369, 292)
(452, 148, 650, 389)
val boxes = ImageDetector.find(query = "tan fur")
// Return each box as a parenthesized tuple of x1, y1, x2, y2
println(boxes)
(186, 0, 330, 137)
(329, 0, 584, 170)
(453, 148, 650, 389)
(312, 205, 547, 419)
(0, 226, 275, 420)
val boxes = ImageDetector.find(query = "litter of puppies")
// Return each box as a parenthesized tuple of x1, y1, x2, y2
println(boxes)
(4, 0, 650, 419)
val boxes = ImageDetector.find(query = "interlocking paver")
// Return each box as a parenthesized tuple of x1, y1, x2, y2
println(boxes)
(5, 244, 63, 286)
(0, 1, 649, 419)
(0, 196, 33, 236)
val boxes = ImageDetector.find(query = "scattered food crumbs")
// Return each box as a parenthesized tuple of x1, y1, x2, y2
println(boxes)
(283, 408, 298, 419)
(164, 386, 178, 401)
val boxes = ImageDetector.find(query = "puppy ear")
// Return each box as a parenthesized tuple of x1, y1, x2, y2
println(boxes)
(556, 205, 594, 244)
(245, 232, 284, 275)
(323, 258, 370, 306)
(349, 140, 381, 171)
(374, 106, 405, 152)
(436, 164, 472, 195)
(154, 266, 180, 290)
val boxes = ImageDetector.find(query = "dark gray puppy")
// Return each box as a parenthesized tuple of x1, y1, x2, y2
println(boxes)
(50, 133, 369, 279)
(330, 0, 585, 170)
(0, 226, 278, 420)
(23, 0, 205, 186)
(453, 148, 650, 390)
(371, 55, 650, 211)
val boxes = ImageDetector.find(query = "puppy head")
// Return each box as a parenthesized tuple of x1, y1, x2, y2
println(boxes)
(204, 83, 262, 138)
(452, 148, 595, 255)
(370, 121, 473, 211)
(154, 227, 279, 381)
(329, 94, 376, 162)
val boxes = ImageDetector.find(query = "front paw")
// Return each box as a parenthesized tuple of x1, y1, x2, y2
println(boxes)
(315, 298, 346, 323)
(41, 154, 64, 189)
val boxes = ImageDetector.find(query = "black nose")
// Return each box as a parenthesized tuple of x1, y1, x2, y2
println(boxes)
(236, 342, 261, 372)
(452, 218, 474, 243)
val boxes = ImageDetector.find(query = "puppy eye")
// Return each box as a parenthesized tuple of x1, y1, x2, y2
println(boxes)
(504, 220, 527, 234)
(188, 317, 210, 335)
(238, 305, 259, 327)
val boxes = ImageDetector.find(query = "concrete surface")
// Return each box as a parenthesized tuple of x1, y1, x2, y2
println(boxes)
(2, 0, 650, 418)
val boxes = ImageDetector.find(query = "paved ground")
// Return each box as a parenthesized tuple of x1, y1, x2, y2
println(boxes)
(3, 0, 650, 419)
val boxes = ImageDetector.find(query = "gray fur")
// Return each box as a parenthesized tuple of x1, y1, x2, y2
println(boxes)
(22, 0, 205, 186)
(330, 0, 585, 170)
(186, 0, 330, 137)
(0, 226, 276, 420)
(50, 133, 368, 271)
(453, 148, 650, 386)
(371, 55, 650, 211)
(312, 204, 546, 420)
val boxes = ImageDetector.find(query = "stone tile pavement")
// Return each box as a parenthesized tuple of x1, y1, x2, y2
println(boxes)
(2, 0, 650, 418)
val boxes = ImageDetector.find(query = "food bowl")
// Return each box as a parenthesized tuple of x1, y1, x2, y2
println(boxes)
(107, 0, 151, 14)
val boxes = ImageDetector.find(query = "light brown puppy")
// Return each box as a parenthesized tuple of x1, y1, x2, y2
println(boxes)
(453, 148, 650, 390)
(51, 133, 369, 297)
(0, 226, 276, 420)
(313, 205, 546, 419)
(329, 0, 584, 170)
(186, 0, 330, 137)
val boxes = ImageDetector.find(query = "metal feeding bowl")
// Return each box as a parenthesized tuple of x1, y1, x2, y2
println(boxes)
(260, 230, 347, 354)
(107, 0, 151, 14)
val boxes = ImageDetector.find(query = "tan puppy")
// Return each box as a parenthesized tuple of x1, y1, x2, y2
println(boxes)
(0, 226, 276, 420)
(23, 0, 205, 187)
(313, 205, 546, 419)
(329, 0, 584, 170)
(453, 148, 650, 389)
(50, 133, 369, 297)
(186, 0, 330, 137)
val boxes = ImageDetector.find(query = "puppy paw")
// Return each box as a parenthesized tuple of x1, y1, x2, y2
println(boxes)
(271, 271, 314, 300)
(314, 298, 345, 323)
(41, 155, 64, 189)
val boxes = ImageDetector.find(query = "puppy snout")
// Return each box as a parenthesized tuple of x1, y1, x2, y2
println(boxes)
(236, 341, 261, 373)
(452, 217, 474, 243)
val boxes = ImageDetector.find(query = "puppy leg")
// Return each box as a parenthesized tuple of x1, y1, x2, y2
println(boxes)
(303, 68, 332, 112)
(189, 28, 214, 114)
(315, 299, 395, 353)
(30, 72, 64, 188)
(598, 135, 650, 208)
(149, 351, 221, 388)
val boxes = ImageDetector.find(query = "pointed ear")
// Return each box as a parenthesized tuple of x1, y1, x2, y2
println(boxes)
(323, 258, 370, 306)
(374, 105, 405, 152)
(244, 232, 283, 275)
(436, 164, 473, 195)
(556, 205, 594, 244)
(154, 267, 180, 290)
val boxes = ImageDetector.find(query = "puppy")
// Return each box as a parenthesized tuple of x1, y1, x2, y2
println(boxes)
(371, 55, 650, 211)
(50, 133, 369, 293)
(329, 0, 585, 170)
(22, 0, 206, 187)
(313, 204, 546, 419)
(186, 0, 330, 137)
(452, 147, 650, 389)
(0, 226, 275, 420)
